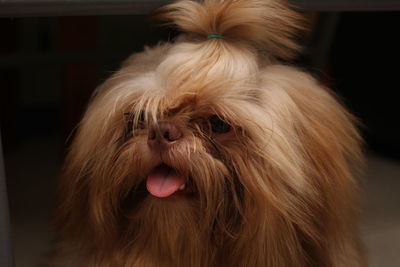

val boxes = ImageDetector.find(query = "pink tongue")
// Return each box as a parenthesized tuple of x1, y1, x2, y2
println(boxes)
(146, 165, 186, 198)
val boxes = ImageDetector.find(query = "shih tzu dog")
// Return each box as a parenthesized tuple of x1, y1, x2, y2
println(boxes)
(51, 0, 366, 266)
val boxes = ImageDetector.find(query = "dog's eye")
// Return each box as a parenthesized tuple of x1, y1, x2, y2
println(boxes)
(136, 110, 146, 129)
(124, 110, 146, 132)
(138, 110, 145, 123)
(209, 115, 231, 134)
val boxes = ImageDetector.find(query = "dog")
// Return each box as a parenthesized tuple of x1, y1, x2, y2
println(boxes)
(51, 0, 366, 266)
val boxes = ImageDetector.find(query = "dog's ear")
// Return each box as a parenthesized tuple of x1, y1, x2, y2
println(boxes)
(53, 91, 127, 246)
(255, 65, 363, 263)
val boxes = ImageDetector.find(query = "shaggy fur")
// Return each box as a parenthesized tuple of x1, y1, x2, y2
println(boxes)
(51, 0, 366, 266)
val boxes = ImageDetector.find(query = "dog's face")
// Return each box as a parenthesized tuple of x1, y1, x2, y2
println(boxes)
(55, 1, 363, 265)
(62, 43, 279, 244)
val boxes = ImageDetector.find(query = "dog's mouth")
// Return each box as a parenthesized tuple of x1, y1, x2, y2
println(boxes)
(146, 164, 194, 198)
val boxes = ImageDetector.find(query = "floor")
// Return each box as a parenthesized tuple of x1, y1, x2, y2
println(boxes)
(4, 136, 400, 267)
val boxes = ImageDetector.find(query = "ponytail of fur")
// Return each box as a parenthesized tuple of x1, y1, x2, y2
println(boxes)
(158, 0, 305, 60)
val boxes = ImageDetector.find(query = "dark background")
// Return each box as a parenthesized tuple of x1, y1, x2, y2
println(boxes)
(331, 12, 400, 159)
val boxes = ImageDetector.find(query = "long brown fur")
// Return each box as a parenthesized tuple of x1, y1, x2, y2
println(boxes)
(51, 0, 366, 266)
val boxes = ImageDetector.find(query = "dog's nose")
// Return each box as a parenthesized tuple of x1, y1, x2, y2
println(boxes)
(147, 122, 183, 151)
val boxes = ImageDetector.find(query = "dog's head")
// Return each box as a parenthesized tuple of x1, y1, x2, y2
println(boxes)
(55, 0, 362, 265)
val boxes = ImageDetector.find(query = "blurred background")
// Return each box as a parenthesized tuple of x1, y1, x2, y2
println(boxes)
(0, 2, 399, 267)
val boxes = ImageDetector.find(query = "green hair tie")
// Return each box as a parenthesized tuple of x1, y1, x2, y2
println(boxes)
(207, 34, 223, 40)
